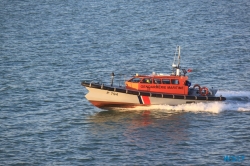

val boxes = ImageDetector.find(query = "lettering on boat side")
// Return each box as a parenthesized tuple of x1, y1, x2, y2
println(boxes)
(167, 86, 183, 90)
(140, 85, 183, 90)
(140, 85, 166, 89)
(106, 91, 118, 96)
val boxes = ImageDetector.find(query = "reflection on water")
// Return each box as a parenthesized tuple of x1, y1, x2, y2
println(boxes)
(88, 110, 189, 147)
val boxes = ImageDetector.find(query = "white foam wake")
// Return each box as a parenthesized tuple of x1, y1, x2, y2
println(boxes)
(217, 90, 250, 99)
(124, 102, 224, 114)
(126, 102, 250, 114)
(123, 90, 250, 113)
(112, 90, 250, 113)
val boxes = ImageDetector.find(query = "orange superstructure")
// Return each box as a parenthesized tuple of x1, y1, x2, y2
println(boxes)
(125, 75, 190, 95)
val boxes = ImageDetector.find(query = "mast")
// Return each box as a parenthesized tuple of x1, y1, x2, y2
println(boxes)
(172, 46, 181, 76)
(178, 46, 181, 67)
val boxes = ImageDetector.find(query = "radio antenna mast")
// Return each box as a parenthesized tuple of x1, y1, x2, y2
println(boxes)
(172, 46, 181, 76)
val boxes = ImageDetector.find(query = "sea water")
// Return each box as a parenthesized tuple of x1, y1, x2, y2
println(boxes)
(1, 0, 250, 165)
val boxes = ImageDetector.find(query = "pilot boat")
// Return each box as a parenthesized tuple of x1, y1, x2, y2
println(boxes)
(81, 46, 226, 109)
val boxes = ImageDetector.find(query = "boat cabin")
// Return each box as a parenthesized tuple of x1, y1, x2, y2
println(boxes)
(125, 75, 190, 95)
(125, 46, 192, 95)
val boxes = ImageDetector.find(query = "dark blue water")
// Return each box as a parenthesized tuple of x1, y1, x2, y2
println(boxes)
(1, 0, 250, 165)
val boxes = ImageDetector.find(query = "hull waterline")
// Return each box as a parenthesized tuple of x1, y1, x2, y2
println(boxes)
(83, 82, 226, 109)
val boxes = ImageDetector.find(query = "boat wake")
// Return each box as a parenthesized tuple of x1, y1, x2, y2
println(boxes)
(116, 91, 250, 114)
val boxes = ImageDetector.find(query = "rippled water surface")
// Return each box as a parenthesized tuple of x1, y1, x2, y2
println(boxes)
(1, 0, 250, 165)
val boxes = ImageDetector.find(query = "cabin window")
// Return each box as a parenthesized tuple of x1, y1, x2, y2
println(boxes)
(162, 79, 170, 84)
(153, 79, 161, 84)
(141, 78, 152, 84)
(129, 77, 141, 83)
(171, 79, 179, 84)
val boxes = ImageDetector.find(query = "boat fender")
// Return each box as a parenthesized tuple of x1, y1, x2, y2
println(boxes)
(193, 84, 201, 95)
(193, 84, 201, 90)
(200, 87, 209, 96)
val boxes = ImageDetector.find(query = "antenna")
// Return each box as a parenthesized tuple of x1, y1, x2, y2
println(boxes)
(172, 46, 181, 76)
(178, 46, 181, 67)
(111, 72, 115, 86)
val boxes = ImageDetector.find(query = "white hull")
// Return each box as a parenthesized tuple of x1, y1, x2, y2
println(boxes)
(85, 86, 225, 108)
